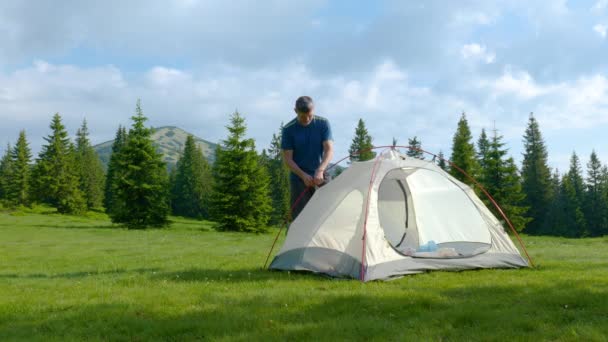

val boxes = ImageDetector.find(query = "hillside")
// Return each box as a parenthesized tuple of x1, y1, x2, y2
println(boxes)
(94, 126, 217, 168)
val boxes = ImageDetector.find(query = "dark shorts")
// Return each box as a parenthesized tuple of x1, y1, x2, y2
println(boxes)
(290, 171, 331, 222)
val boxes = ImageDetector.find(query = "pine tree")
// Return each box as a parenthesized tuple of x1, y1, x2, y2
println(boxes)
(259, 149, 270, 170)
(266, 125, 291, 226)
(479, 130, 530, 231)
(481, 130, 506, 196)
(450, 113, 478, 184)
(544, 169, 567, 236)
(437, 150, 448, 171)
(601, 165, 608, 236)
(109, 100, 170, 228)
(476, 128, 491, 184)
(406, 136, 424, 159)
(501, 157, 532, 231)
(349, 119, 376, 162)
(75, 120, 105, 210)
(0, 144, 13, 203)
(565, 152, 587, 236)
(31, 114, 86, 214)
(6, 131, 32, 206)
(210, 111, 271, 232)
(584, 151, 607, 237)
(104, 126, 127, 214)
(560, 173, 586, 237)
(171, 135, 212, 219)
(521, 113, 553, 234)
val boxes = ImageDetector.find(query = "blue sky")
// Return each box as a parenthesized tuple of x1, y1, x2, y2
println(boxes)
(1, 0, 608, 172)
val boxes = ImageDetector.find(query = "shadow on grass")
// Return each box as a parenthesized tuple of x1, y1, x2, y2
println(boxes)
(31, 223, 215, 231)
(0, 282, 605, 340)
(0, 268, 160, 280)
(1, 267, 327, 283)
(149, 267, 325, 283)
(25, 224, 118, 230)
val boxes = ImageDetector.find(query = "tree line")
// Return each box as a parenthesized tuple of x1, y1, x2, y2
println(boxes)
(349, 114, 608, 237)
(1, 103, 607, 237)
(0, 101, 283, 232)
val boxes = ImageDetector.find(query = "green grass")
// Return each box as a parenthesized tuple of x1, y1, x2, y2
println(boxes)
(1, 207, 607, 341)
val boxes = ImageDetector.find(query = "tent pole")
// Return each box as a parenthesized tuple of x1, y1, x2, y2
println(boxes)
(359, 148, 390, 281)
(362, 145, 535, 268)
(263, 187, 312, 269)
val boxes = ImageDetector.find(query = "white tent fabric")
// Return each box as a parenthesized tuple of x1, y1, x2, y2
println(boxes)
(269, 150, 528, 281)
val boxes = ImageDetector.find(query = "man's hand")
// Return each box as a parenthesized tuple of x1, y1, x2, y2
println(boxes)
(301, 173, 315, 187)
(314, 169, 325, 186)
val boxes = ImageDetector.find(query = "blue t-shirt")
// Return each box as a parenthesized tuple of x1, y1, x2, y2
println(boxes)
(281, 116, 333, 180)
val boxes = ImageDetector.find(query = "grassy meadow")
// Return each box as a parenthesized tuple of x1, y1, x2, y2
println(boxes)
(1, 206, 607, 341)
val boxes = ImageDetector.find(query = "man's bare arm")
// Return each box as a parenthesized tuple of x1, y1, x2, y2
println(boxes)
(283, 150, 314, 186)
(314, 140, 334, 185)
(319, 140, 334, 171)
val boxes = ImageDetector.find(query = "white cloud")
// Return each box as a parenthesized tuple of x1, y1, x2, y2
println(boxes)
(593, 24, 607, 38)
(0, 1, 326, 67)
(534, 74, 608, 130)
(2, 1, 608, 172)
(487, 68, 554, 99)
(0, 60, 458, 165)
(2, 59, 608, 172)
(476, 68, 608, 130)
(451, 11, 494, 27)
(146, 67, 192, 87)
(460, 43, 496, 64)
(593, 0, 608, 11)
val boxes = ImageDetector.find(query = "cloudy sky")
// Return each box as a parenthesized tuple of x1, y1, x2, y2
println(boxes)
(2, 0, 608, 171)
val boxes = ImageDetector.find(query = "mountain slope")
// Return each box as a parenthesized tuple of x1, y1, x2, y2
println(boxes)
(94, 126, 217, 168)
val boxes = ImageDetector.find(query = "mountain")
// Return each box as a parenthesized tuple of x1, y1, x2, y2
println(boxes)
(94, 126, 217, 169)
(94, 126, 345, 176)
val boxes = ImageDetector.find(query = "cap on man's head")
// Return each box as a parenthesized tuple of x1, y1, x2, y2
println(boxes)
(295, 96, 314, 113)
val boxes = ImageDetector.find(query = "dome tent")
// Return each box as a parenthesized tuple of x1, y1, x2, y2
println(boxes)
(269, 148, 530, 281)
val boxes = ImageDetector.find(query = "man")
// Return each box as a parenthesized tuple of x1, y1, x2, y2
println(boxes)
(282, 96, 334, 221)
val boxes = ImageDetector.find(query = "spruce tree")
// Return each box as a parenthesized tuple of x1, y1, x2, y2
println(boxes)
(565, 152, 587, 236)
(481, 130, 506, 196)
(171, 135, 212, 219)
(450, 112, 478, 184)
(210, 111, 271, 232)
(437, 150, 448, 171)
(0, 144, 13, 203)
(259, 149, 270, 170)
(584, 151, 607, 237)
(601, 165, 608, 236)
(406, 136, 424, 159)
(75, 120, 105, 210)
(349, 119, 376, 162)
(31, 114, 86, 214)
(501, 157, 531, 231)
(267, 125, 290, 226)
(109, 100, 170, 228)
(479, 130, 530, 231)
(544, 169, 570, 236)
(560, 173, 586, 237)
(6, 131, 32, 206)
(104, 126, 127, 214)
(476, 128, 491, 184)
(521, 113, 553, 234)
